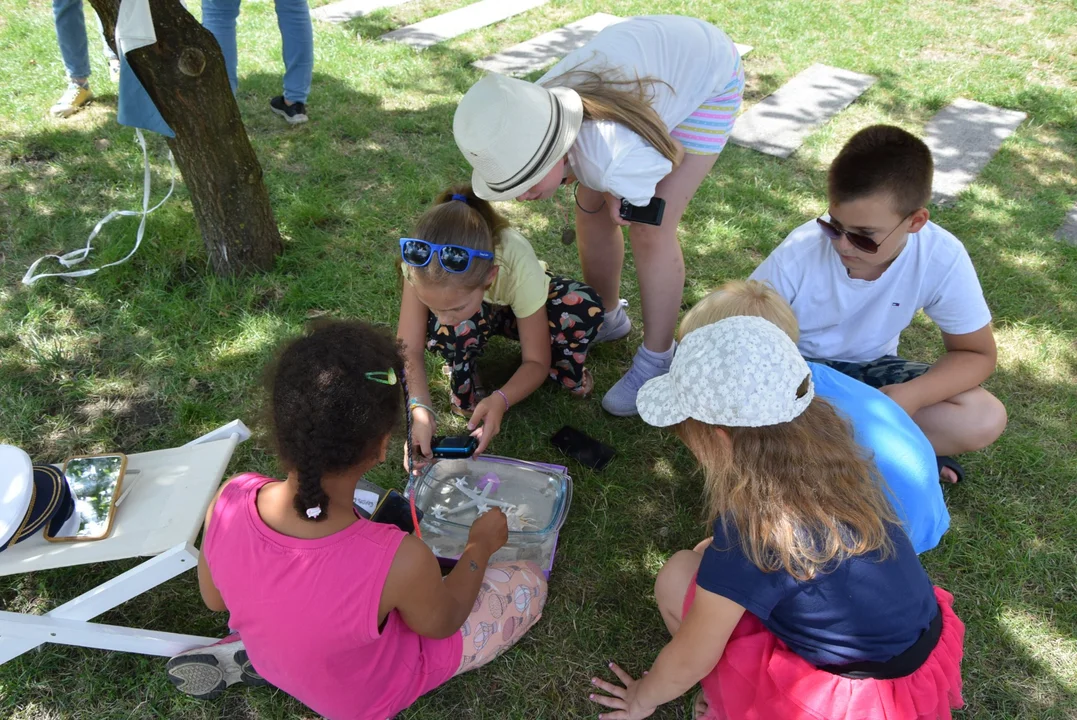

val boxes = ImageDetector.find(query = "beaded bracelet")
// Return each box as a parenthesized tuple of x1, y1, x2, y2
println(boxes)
(407, 398, 436, 417)
(495, 389, 510, 412)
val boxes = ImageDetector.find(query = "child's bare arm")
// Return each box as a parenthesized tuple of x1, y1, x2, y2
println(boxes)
(397, 281, 436, 469)
(380, 509, 508, 639)
(882, 324, 997, 413)
(590, 587, 744, 717)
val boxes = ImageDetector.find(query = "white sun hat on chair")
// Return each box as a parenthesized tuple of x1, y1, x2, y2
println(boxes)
(637, 315, 815, 429)
(453, 73, 583, 202)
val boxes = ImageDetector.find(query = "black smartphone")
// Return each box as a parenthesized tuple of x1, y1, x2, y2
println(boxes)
(550, 426, 616, 471)
(619, 197, 666, 226)
(370, 489, 422, 533)
(431, 435, 479, 459)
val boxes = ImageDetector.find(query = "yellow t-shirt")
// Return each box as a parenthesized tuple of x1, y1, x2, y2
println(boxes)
(485, 228, 549, 318)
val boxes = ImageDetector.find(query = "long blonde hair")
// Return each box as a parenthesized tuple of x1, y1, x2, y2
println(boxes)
(542, 66, 681, 166)
(675, 398, 897, 581)
(402, 184, 510, 291)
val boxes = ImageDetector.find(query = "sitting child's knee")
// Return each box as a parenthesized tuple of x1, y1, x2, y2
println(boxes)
(655, 550, 701, 609)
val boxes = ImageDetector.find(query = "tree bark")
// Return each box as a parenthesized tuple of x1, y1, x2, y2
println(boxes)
(88, 0, 283, 276)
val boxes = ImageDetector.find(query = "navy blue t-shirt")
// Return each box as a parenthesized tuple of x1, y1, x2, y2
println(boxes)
(696, 519, 937, 667)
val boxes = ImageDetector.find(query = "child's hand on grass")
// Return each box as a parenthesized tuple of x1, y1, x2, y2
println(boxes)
(588, 662, 656, 719)
(468, 395, 507, 455)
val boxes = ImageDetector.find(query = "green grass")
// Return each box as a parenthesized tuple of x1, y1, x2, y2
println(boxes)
(2, 0, 1077, 717)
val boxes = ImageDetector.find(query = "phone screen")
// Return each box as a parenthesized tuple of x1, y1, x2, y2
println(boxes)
(370, 490, 422, 533)
(550, 426, 616, 471)
(53, 454, 126, 539)
(619, 197, 666, 226)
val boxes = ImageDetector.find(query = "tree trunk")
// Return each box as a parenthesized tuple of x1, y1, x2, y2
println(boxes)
(88, 0, 283, 276)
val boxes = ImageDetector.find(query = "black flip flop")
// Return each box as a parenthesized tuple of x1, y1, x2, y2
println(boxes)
(936, 456, 965, 484)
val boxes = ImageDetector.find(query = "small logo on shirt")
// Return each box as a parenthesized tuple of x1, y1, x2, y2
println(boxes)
(892, 302, 901, 307)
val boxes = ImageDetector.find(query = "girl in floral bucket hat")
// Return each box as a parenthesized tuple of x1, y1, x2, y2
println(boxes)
(453, 15, 745, 418)
(588, 315, 965, 720)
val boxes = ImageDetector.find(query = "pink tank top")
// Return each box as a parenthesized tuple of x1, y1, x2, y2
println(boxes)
(204, 473, 463, 720)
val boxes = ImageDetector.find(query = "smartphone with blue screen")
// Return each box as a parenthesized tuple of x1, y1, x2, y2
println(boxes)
(431, 435, 479, 459)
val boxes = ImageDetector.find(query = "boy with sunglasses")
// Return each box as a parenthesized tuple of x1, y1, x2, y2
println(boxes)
(749, 125, 1006, 481)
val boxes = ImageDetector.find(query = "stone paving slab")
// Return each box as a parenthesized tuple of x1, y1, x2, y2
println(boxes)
(730, 64, 876, 158)
(1056, 204, 1077, 247)
(924, 99, 1027, 204)
(473, 14, 753, 76)
(473, 13, 623, 75)
(382, 0, 548, 50)
(311, 0, 413, 24)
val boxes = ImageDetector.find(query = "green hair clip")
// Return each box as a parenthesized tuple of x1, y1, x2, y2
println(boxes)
(364, 368, 397, 386)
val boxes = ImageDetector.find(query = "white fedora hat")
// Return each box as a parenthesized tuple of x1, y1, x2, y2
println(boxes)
(453, 73, 583, 202)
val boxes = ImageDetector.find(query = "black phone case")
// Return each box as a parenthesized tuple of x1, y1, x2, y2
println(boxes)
(550, 426, 616, 471)
(619, 197, 666, 226)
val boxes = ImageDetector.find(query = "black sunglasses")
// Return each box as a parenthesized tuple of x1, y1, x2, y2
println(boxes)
(399, 238, 494, 274)
(816, 212, 912, 255)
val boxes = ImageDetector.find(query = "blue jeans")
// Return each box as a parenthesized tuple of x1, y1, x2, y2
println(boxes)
(201, 0, 314, 104)
(53, 0, 116, 82)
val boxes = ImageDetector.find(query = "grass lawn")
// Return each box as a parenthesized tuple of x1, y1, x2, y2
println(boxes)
(2, 0, 1077, 717)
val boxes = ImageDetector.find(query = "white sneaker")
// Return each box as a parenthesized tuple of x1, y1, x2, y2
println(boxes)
(601, 343, 675, 417)
(593, 299, 631, 344)
(50, 83, 93, 118)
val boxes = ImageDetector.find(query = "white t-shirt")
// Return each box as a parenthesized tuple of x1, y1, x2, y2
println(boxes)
(749, 220, 992, 363)
(538, 15, 739, 205)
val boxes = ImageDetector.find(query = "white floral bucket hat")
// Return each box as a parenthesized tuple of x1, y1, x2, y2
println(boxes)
(637, 315, 815, 428)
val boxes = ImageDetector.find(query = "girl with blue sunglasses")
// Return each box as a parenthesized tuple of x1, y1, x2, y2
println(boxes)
(396, 185, 605, 469)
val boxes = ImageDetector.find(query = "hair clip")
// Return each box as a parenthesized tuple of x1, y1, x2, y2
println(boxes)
(306, 506, 322, 519)
(450, 194, 468, 204)
(365, 368, 398, 386)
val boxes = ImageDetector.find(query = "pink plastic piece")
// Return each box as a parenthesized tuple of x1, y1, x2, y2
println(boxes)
(476, 472, 500, 493)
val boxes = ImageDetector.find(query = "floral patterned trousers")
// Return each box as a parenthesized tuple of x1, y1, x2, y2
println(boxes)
(426, 275, 605, 411)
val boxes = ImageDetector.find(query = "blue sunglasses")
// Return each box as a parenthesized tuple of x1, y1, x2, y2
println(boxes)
(399, 238, 494, 274)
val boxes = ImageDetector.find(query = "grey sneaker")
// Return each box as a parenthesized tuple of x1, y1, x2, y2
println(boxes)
(593, 299, 631, 344)
(167, 634, 268, 700)
(601, 343, 675, 417)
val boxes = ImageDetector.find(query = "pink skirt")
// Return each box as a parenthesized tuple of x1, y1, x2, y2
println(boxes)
(682, 583, 965, 720)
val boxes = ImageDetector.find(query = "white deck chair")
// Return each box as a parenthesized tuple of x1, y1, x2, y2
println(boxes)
(0, 419, 250, 665)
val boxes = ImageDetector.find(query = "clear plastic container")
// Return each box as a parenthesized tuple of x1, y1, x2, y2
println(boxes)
(405, 456, 572, 575)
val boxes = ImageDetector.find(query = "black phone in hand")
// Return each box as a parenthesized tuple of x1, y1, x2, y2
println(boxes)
(619, 197, 666, 226)
(431, 435, 479, 459)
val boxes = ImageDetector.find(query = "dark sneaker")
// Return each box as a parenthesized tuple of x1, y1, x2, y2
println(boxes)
(269, 95, 308, 125)
(166, 634, 268, 700)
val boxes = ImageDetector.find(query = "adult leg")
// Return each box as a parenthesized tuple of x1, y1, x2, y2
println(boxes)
(574, 185, 625, 315)
(201, 0, 242, 94)
(274, 0, 314, 105)
(95, 12, 117, 62)
(53, 0, 91, 82)
(654, 549, 703, 636)
(455, 561, 547, 674)
(630, 153, 719, 354)
(601, 154, 719, 415)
